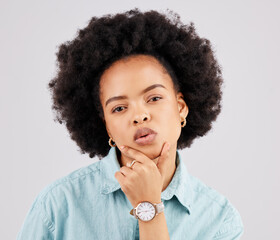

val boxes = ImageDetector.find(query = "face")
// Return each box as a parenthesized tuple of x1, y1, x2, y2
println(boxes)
(99, 54, 188, 162)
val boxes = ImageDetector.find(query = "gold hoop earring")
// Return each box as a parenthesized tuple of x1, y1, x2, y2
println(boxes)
(108, 137, 116, 147)
(181, 118, 187, 128)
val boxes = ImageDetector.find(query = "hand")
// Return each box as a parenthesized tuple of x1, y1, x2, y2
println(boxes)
(114, 142, 170, 208)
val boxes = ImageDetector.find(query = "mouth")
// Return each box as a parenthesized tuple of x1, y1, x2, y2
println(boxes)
(134, 133, 157, 146)
(133, 127, 158, 146)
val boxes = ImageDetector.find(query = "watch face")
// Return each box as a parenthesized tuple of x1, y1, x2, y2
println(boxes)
(136, 201, 156, 222)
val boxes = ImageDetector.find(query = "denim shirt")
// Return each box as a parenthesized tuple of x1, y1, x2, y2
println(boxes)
(17, 147, 244, 240)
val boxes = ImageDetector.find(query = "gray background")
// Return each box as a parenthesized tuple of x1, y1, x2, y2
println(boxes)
(1, 0, 279, 239)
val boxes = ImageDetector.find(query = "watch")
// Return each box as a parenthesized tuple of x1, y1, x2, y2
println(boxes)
(129, 201, 165, 222)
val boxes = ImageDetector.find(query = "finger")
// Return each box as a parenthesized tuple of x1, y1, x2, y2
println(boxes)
(119, 166, 134, 177)
(119, 146, 150, 164)
(114, 171, 125, 184)
(160, 142, 170, 157)
(114, 171, 128, 193)
(159, 142, 169, 157)
(127, 161, 143, 174)
(156, 142, 170, 168)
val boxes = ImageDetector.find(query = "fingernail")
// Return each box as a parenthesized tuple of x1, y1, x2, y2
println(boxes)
(119, 146, 125, 150)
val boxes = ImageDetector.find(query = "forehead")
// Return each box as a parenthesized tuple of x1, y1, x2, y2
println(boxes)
(99, 55, 173, 100)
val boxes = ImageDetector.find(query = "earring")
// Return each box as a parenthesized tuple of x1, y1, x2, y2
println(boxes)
(108, 137, 116, 147)
(181, 118, 187, 128)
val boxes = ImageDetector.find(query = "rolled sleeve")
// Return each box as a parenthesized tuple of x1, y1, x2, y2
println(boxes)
(213, 204, 244, 240)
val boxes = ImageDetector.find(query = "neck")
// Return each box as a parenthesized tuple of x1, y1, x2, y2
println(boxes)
(161, 146, 177, 192)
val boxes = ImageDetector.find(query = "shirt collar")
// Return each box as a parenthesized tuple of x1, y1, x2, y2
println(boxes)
(100, 147, 193, 215)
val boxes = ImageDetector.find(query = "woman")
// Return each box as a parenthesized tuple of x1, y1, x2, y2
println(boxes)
(17, 8, 244, 240)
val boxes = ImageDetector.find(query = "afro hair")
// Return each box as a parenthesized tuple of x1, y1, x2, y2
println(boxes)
(48, 8, 224, 160)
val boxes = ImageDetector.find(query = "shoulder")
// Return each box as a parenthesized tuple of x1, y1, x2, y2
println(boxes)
(17, 161, 102, 239)
(190, 174, 231, 207)
(189, 174, 244, 238)
(34, 160, 101, 206)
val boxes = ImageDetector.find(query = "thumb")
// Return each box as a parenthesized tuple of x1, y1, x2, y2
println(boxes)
(156, 142, 170, 176)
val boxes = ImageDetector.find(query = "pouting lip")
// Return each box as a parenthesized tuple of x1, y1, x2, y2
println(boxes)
(134, 127, 157, 141)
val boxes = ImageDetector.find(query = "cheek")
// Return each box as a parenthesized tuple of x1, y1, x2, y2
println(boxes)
(160, 104, 182, 139)
(165, 99, 181, 121)
(106, 117, 127, 139)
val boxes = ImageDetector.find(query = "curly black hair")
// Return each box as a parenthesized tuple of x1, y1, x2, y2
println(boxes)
(48, 8, 223, 160)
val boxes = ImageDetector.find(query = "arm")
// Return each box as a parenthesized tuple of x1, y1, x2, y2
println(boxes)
(115, 143, 172, 239)
(139, 211, 170, 240)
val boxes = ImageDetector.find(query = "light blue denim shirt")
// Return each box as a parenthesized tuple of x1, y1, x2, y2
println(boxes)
(17, 147, 244, 239)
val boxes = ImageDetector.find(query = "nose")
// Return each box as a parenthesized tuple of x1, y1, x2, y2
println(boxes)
(133, 112, 150, 125)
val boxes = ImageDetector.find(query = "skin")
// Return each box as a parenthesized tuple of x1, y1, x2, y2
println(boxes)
(99, 54, 189, 207)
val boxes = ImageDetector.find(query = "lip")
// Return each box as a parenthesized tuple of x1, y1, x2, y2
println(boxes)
(134, 127, 157, 141)
(134, 133, 157, 146)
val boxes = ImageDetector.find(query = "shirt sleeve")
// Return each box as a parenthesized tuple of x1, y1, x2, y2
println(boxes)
(16, 197, 54, 240)
(213, 204, 244, 240)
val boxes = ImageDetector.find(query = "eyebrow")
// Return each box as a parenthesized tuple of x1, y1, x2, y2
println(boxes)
(105, 84, 166, 107)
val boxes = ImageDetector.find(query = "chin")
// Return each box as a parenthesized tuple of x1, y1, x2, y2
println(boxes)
(136, 144, 162, 160)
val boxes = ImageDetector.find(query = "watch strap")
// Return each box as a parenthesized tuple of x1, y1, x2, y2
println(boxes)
(129, 201, 164, 218)
(155, 201, 164, 215)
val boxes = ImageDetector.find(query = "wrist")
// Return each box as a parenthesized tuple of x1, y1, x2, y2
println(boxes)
(134, 197, 161, 208)
(130, 200, 165, 222)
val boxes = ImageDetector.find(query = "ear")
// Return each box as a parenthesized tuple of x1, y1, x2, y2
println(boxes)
(176, 92, 189, 119)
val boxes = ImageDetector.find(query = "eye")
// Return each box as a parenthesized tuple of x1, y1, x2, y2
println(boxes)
(112, 96, 162, 113)
(148, 96, 162, 102)
(112, 106, 126, 113)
